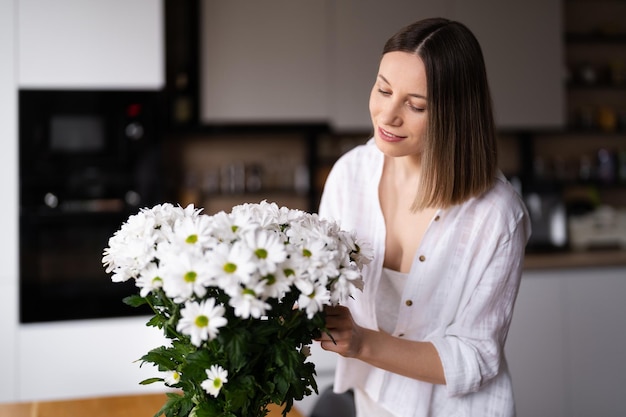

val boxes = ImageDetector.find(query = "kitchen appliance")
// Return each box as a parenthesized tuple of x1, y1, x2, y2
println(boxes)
(524, 190, 569, 252)
(19, 90, 164, 322)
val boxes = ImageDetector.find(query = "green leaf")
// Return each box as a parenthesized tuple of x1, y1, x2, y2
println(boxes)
(123, 294, 148, 307)
(139, 377, 163, 385)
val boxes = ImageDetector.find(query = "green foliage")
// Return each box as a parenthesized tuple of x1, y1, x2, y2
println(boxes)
(137, 287, 325, 417)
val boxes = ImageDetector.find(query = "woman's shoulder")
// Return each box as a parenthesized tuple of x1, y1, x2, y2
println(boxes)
(455, 172, 529, 232)
(475, 172, 530, 232)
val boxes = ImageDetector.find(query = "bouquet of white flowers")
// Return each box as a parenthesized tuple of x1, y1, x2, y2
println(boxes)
(102, 201, 372, 417)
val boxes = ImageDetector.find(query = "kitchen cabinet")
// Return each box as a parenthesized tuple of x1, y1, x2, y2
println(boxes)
(18, 0, 164, 89)
(328, 0, 452, 131)
(198, 0, 564, 130)
(506, 267, 626, 417)
(565, 0, 626, 134)
(451, 0, 565, 129)
(519, 0, 626, 233)
(332, 0, 564, 131)
(0, 0, 18, 404)
(199, 0, 330, 123)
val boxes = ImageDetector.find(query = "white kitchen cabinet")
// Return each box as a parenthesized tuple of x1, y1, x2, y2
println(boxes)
(0, 0, 19, 404)
(18, 0, 164, 89)
(199, 0, 330, 123)
(505, 272, 568, 417)
(506, 267, 626, 417)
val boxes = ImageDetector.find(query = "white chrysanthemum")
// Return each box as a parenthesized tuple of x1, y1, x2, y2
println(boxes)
(339, 229, 374, 269)
(329, 266, 364, 304)
(260, 268, 294, 299)
(172, 214, 215, 249)
(201, 364, 228, 397)
(206, 211, 243, 243)
(161, 250, 213, 302)
(136, 262, 164, 297)
(206, 241, 258, 289)
(295, 238, 339, 281)
(177, 299, 227, 347)
(243, 228, 287, 276)
(102, 210, 159, 282)
(163, 370, 181, 386)
(228, 281, 272, 319)
(297, 281, 331, 319)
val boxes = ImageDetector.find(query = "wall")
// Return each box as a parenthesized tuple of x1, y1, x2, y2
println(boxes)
(0, 0, 19, 403)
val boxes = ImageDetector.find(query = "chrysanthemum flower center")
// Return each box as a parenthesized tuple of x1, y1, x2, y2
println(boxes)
(255, 248, 268, 259)
(213, 378, 222, 388)
(243, 288, 256, 296)
(184, 271, 197, 283)
(195, 314, 209, 327)
(152, 276, 163, 285)
(264, 274, 276, 285)
(283, 268, 295, 277)
(186, 234, 198, 244)
(302, 249, 312, 257)
(223, 263, 237, 273)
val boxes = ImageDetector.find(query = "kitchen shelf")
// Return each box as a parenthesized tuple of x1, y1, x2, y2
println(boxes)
(565, 33, 626, 43)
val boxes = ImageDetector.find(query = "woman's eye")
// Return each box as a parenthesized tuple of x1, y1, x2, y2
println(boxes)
(408, 104, 425, 113)
(378, 88, 391, 96)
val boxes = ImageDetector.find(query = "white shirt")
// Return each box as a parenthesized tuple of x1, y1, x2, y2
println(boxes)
(318, 139, 531, 417)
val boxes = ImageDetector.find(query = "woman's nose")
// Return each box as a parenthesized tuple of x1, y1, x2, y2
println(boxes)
(379, 101, 402, 126)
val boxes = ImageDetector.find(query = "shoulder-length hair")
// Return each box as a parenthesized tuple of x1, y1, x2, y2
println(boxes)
(383, 17, 497, 211)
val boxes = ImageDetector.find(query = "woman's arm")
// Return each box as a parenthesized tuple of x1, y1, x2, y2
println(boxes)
(318, 305, 446, 385)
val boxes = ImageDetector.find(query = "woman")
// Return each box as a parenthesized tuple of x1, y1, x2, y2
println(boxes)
(317, 17, 531, 417)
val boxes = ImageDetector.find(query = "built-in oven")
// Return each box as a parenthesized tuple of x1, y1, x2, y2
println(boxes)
(19, 90, 165, 322)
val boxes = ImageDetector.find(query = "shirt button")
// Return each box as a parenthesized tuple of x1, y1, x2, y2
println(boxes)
(398, 333, 405, 337)
(405, 300, 413, 307)
(434, 215, 440, 221)
(419, 255, 426, 262)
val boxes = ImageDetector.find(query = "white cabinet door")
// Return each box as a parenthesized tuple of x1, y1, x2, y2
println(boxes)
(506, 272, 568, 417)
(564, 270, 626, 417)
(18, 0, 164, 89)
(0, 0, 19, 403)
(506, 268, 626, 417)
(329, 0, 452, 132)
(451, 0, 565, 129)
(199, 0, 330, 123)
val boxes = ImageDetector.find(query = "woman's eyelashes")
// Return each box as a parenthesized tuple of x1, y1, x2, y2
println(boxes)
(377, 86, 426, 113)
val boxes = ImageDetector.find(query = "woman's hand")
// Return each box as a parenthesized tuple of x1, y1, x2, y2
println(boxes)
(316, 305, 367, 358)
(316, 305, 447, 385)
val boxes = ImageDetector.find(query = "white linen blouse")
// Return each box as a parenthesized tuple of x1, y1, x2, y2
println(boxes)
(318, 139, 531, 417)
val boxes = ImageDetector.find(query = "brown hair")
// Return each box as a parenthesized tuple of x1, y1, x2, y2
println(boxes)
(383, 17, 497, 210)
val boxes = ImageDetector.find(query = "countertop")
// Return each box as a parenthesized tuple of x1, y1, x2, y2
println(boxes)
(0, 393, 304, 417)
(524, 248, 626, 270)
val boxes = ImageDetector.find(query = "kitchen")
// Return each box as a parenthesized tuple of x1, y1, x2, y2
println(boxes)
(1, 0, 626, 416)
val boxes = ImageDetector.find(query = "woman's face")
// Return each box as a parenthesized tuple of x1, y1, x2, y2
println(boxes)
(369, 51, 428, 159)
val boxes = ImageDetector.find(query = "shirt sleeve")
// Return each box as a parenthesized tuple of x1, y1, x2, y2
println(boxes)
(430, 206, 530, 396)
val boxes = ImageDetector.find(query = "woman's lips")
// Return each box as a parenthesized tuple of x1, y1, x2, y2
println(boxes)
(378, 127, 405, 142)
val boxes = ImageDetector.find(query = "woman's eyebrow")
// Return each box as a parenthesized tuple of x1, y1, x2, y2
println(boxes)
(377, 74, 427, 100)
